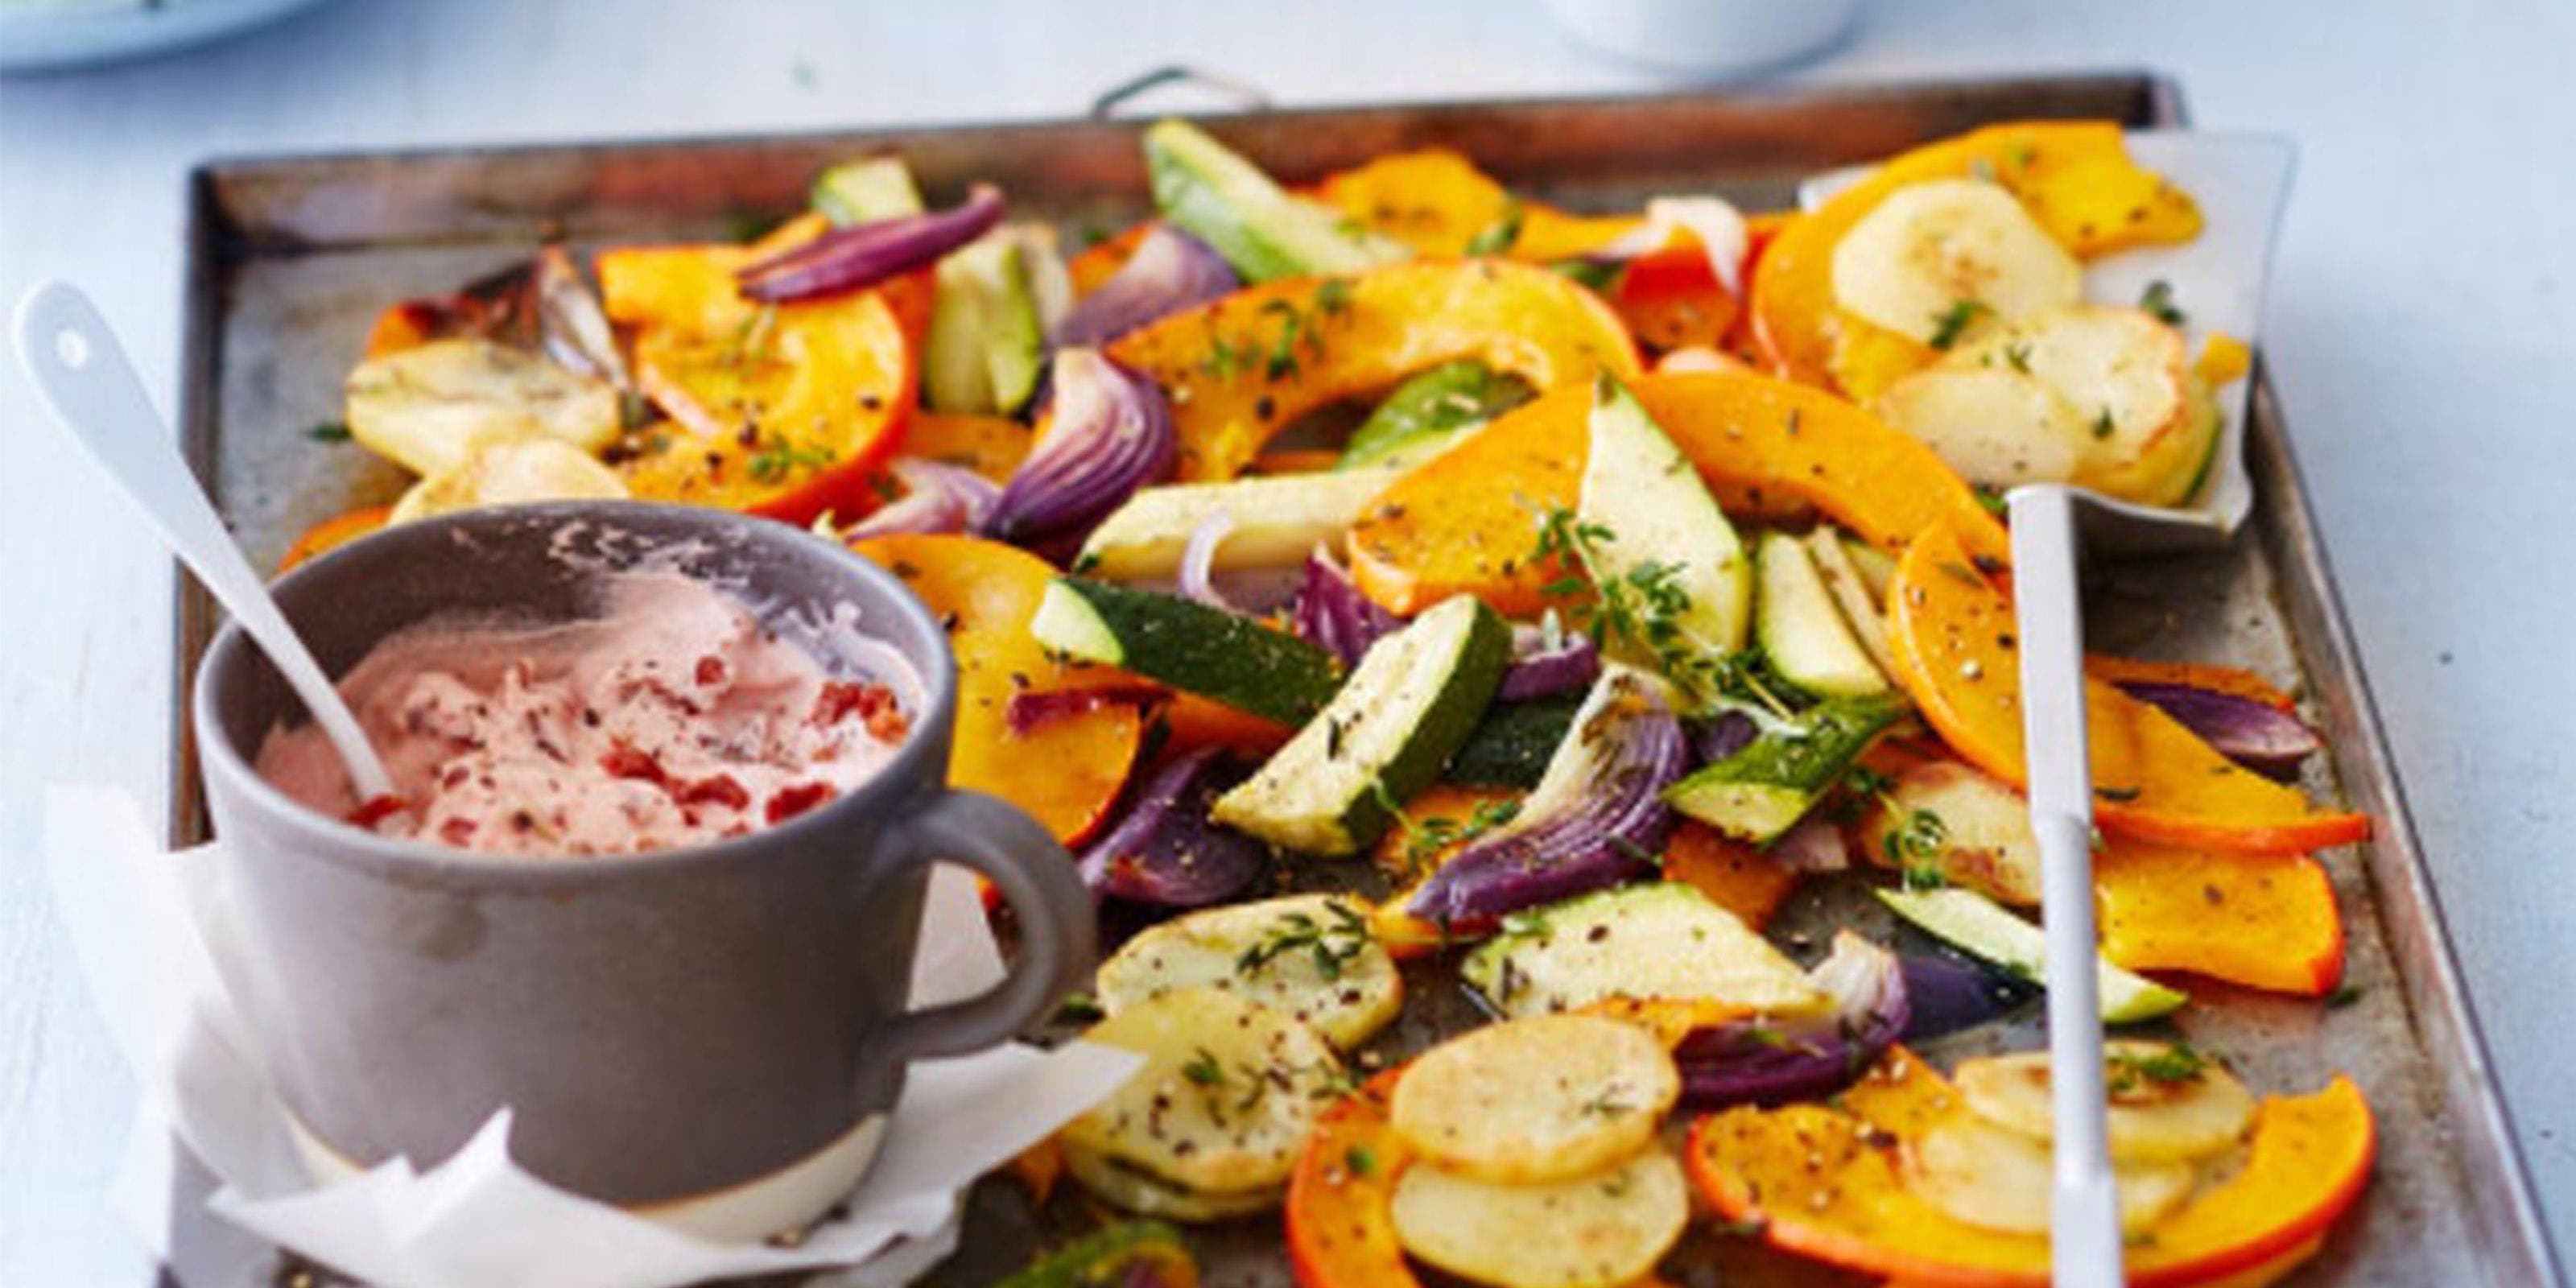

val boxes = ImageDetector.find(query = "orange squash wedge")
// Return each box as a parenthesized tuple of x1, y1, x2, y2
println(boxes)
(1685, 1048, 2375, 1288)
(1885, 524, 2369, 855)
(1347, 369, 2008, 615)
(2085, 656, 2300, 713)
(275, 505, 392, 575)
(900, 411, 1033, 482)
(1752, 121, 2203, 392)
(1287, 1073, 1420, 1288)
(1662, 820, 1803, 930)
(846, 535, 1143, 844)
(1107, 258, 1638, 481)
(2098, 844, 2345, 996)
(599, 242, 923, 524)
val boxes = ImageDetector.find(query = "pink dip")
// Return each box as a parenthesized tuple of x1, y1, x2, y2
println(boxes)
(256, 572, 910, 857)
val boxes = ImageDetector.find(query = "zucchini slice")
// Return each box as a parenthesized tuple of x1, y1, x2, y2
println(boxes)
(1094, 894, 1401, 1049)
(1061, 987, 1344, 1199)
(1754, 532, 1889, 698)
(1388, 1014, 1678, 1184)
(811, 155, 924, 225)
(1032, 578, 1344, 725)
(1212, 595, 1510, 855)
(1389, 1147, 1689, 1288)
(1143, 119, 1407, 283)
(1803, 527, 1901, 680)
(1576, 375, 1752, 663)
(1664, 692, 1908, 844)
(1337, 360, 1534, 471)
(1446, 694, 1583, 789)
(926, 232, 1045, 415)
(1459, 882, 1820, 1018)
(1875, 886, 2189, 1023)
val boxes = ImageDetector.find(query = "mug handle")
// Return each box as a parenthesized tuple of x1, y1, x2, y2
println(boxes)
(880, 789, 1095, 1061)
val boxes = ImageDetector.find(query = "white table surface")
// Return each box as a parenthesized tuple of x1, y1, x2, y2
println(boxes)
(5, 0, 2570, 1282)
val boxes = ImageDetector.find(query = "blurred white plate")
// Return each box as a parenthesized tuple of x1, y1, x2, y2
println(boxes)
(0, 0, 342, 74)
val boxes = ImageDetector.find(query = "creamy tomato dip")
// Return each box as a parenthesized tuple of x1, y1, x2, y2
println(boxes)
(257, 572, 910, 857)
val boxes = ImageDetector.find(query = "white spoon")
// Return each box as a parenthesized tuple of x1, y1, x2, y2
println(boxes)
(1809, 134, 2299, 1286)
(14, 282, 395, 802)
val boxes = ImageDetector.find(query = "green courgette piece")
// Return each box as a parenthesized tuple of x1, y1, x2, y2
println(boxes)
(1577, 376, 1753, 672)
(1754, 532, 1889, 698)
(1212, 595, 1510, 856)
(1143, 118, 1406, 283)
(1876, 886, 2188, 1023)
(1336, 361, 1534, 471)
(811, 155, 925, 225)
(925, 233, 1045, 415)
(1664, 691, 1908, 844)
(1032, 578, 1344, 725)
(1445, 695, 1583, 789)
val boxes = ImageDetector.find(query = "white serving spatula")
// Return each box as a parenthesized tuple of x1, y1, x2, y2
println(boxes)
(1808, 134, 2297, 1286)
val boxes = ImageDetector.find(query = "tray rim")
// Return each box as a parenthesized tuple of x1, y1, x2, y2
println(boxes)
(166, 70, 2562, 1286)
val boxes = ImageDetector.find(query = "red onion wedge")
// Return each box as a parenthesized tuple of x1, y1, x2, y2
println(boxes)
(1078, 749, 1269, 907)
(836, 459, 1001, 541)
(1899, 953, 2031, 1042)
(1768, 814, 1850, 874)
(1177, 510, 1242, 613)
(533, 246, 635, 397)
(1406, 666, 1687, 929)
(736, 184, 1005, 303)
(2112, 679, 2322, 782)
(1674, 931, 1909, 1110)
(987, 348, 1176, 551)
(1292, 545, 1402, 667)
(1050, 225, 1241, 349)
(1498, 621, 1600, 702)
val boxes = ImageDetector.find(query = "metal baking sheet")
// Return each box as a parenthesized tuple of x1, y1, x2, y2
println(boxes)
(170, 72, 2560, 1286)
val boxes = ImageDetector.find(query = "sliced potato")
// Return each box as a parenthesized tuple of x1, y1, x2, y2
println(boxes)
(1903, 1112, 2196, 1236)
(1955, 1042, 2258, 1164)
(1061, 1140, 1281, 1222)
(1862, 759, 2042, 906)
(2080, 374, 2222, 509)
(388, 437, 629, 525)
(1061, 987, 1344, 1196)
(1460, 882, 1822, 1019)
(1871, 364, 2093, 490)
(1093, 894, 1402, 1049)
(1390, 1146, 1689, 1288)
(1389, 1014, 1678, 1184)
(345, 337, 619, 478)
(1829, 179, 2082, 346)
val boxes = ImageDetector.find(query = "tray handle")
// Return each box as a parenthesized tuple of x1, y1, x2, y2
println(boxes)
(1090, 65, 1272, 120)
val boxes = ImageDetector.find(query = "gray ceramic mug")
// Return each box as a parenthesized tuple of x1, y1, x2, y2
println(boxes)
(192, 502, 1095, 1238)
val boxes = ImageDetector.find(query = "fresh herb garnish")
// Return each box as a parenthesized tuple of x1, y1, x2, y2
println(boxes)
(2140, 279, 2187, 327)
(1530, 506, 1790, 713)
(1928, 299, 1989, 351)
(746, 435, 834, 483)
(305, 420, 352, 443)
(1344, 1144, 1377, 1177)
(1406, 798, 1523, 869)
(1235, 902, 1373, 981)
(1053, 992, 1105, 1025)
(2092, 408, 2116, 440)
(2004, 341, 2033, 374)
(1180, 1047, 1228, 1088)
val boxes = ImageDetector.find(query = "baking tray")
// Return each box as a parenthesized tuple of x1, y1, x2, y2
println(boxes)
(166, 72, 2561, 1287)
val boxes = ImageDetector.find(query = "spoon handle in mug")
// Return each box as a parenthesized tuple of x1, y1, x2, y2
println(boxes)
(14, 282, 394, 799)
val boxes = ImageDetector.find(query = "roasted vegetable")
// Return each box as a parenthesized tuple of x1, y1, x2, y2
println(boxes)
(1052, 224, 1241, 349)
(1077, 469, 1399, 582)
(1094, 894, 1399, 1047)
(2111, 679, 2321, 782)
(835, 458, 999, 539)
(388, 436, 627, 525)
(849, 535, 1145, 842)
(1336, 360, 1534, 472)
(989, 1220, 1199, 1288)
(1672, 931, 1908, 1110)
(1389, 1014, 1678, 1184)
(1574, 374, 1753, 665)
(735, 184, 1004, 302)
(1033, 578, 1344, 726)
(989, 349, 1175, 550)
(1876, 886, 2188, 1024)
(1405, 665, 1687, 930)
(1077, 749, 1269, 908)
(1955, 1042, 2257, 1163)
(1685, 1048, 2372, 1287)
(1459, 882, 1819, 1019)
(1753, 530, 1889, 698)
(1212, 595, 1511, 856)
(1144, 118, 1408, 283)
(1885, 523, 2369, 853)
(1107, 258, 1637, 482)
(344, 337, 620, 481)
(1389, 1147, 1688, 1288)
(1665, 692, 1908, 846)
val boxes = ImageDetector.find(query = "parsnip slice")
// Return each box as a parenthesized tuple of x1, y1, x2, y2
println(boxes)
(1061, 987, 1345, 1195)
(345, 337, 619, 479)
(1461, 882, 1823, 1019)
(1389, 1014, 1678, 1184)
(1903, 1113, 2196, 1236)
(1094, 894, 1402, 1048)
(1390, 1147, 1688, 1288)
(1955, 1042, 2257, 1163)
(1830, 180, 2082, 346)
(1870, 364, 2093, 490)
(388, 437, 628, 525)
